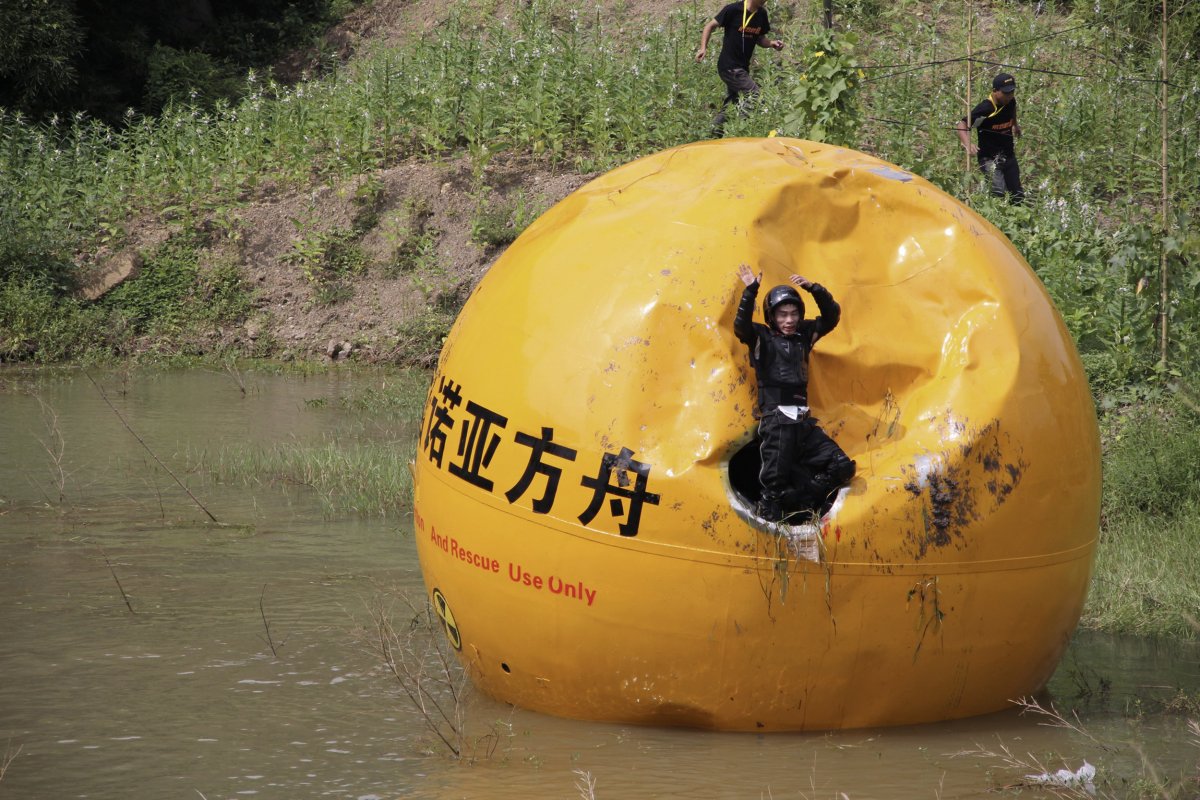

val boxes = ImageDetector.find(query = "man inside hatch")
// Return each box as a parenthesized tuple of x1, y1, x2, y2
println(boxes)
(733, 265, 856, 522)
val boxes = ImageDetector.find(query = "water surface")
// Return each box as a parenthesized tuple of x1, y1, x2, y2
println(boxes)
(1, 368, 1196, 799)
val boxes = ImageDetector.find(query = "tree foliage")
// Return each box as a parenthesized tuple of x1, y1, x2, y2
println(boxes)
(0, 0, 355, 122)
(0, 0, 85, 114)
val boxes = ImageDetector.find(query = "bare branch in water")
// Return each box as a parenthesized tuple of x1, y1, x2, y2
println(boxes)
(34, 395, 69, 504)
(364, 589, 508, 762)
(224, 357, 247, 396)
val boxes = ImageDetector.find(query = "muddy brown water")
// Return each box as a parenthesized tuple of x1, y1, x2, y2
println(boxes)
(1, 368, 1197, 799)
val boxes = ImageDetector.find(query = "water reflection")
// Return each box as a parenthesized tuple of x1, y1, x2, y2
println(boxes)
(0, 369, 1196, 799)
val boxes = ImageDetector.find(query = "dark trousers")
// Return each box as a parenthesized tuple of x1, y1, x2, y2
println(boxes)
(713, 68, 759, 134)
(757, 409, 854, 512)
(979, 153, 1024, 204)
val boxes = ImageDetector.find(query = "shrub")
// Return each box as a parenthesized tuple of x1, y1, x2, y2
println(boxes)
(145, 45, 240, 113)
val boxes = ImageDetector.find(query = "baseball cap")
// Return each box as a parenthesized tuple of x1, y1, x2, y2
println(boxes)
(993, 73, 1016, 92)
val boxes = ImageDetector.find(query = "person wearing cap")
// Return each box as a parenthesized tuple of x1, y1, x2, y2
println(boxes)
(732, 264, 856, 523)
(955, 72, 1025, 204)
(695, 0, 785, 136)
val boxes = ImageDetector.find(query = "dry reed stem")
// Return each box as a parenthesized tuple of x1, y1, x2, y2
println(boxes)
(98, 544, 136, 615)
(1014, 696, 1109, 748)
(85, 371, 219, 523)
(259, 584, 280, 658)
(573, 768, 597, 800)
(0, 742, 21, 783)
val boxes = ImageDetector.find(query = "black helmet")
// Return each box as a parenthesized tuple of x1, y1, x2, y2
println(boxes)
(762, 285, 804, 329)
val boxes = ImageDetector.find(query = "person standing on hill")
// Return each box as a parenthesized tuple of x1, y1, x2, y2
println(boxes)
(955, 72, 1025, 204)
(695, 0, 784, 136)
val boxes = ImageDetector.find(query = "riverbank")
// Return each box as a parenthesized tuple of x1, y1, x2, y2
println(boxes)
(4, 0, 1199, 379)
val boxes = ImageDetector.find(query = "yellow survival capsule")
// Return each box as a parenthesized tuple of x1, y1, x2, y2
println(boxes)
(412, 138, 1100, 731)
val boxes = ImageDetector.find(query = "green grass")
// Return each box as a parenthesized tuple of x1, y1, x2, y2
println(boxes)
(1084, 393, 1200, 638)
(1085, 512, 1200, 639)
(200, 437, 417, 517)
(190, 366, 429, 516)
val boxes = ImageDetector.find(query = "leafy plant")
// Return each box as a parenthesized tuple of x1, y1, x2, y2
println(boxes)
(469, 188, 546, 247)
(781, 29, 863, 146)
(388, 308, 456, 368)
(384, 197, 440, 278)
(100, 232, 202, 334)
(144, 44, 240, 113)
(1102, 396, 1200, 524)
(197, 258, 254, 325)
(352, 174, 386, 233)
(282, 214, 368, 305)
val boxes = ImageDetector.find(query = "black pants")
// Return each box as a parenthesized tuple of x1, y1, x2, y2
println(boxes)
(758, 409, 854, 512)
(979, 153, 1024, 204)
(713, 68, 759, 134)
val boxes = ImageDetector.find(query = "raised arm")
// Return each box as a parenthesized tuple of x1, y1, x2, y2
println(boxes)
(734, 265, 761, 345)
(789, 274, 840, 340)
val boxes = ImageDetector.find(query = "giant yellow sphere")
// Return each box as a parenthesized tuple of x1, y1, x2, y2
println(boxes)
(412, 138, 1100, 731)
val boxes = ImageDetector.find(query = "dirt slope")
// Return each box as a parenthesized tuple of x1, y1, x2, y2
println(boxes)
(91, 0, 715, 363)
(212, 155, 592, 362)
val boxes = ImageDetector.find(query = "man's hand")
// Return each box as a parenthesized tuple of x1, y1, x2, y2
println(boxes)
(768, 39, 784, 50)
(964, 142, 979, 155)
(695, 45, 707, 62)
(789, 274, 813, 291)
(737, 264, 761, 287)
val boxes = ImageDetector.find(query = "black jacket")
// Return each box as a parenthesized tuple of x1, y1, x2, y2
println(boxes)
(733, 281, 840, 410)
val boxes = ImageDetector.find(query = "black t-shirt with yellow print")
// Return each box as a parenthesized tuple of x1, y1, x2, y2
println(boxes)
(714, 1, 770, 72)
(964, 96, 1018, 159)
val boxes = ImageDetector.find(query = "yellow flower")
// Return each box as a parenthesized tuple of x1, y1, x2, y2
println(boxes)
(813, 50, 825, 58)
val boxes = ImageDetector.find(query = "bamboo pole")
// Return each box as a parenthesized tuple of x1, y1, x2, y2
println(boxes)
(965, 0, 973, 182)
(1158, 0, 1170, 366)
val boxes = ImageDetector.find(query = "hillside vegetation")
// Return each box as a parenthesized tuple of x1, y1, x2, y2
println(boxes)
(1, 0, 1199, 636)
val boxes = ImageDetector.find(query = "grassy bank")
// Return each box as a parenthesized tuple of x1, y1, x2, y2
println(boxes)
(3, 0, 1199, 379)
(1085, 392, 1200, 638)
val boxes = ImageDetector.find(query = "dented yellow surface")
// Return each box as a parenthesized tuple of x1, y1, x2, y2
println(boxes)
(412, 138, 1100, 731)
